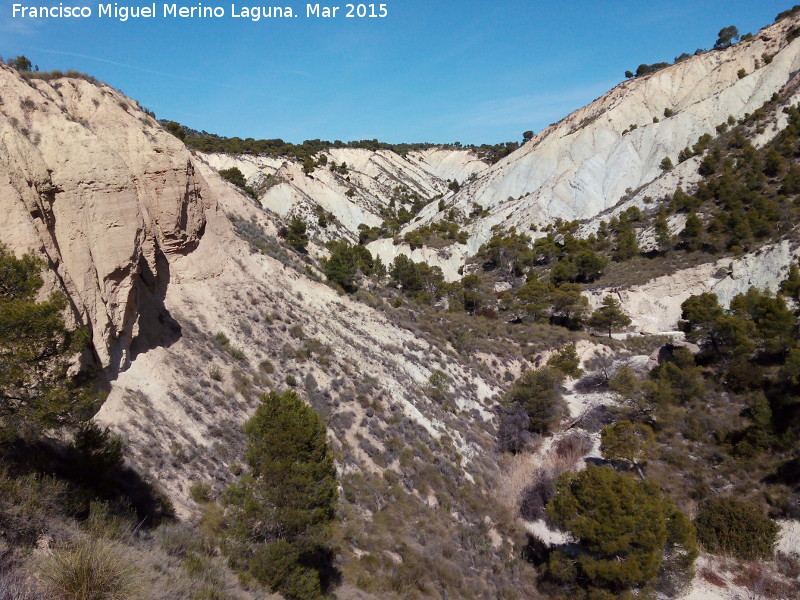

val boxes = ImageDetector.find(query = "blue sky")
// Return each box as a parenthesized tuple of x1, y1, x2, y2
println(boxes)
(0, 0, 794, 143)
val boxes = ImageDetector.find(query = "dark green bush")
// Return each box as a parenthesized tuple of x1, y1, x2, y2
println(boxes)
(218, 167, 257, 199)
(504, 367, 567, 435)
(547, 465, 697, 594)
(694, 497, 779, 559)
(283, 218, 308, 252)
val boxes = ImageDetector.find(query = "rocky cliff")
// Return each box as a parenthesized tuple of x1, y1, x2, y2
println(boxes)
(5, 18, 800, 596)
(201, 14, 800, 280)
(586, 240, 800, 333)
(0, 64, 210, 370)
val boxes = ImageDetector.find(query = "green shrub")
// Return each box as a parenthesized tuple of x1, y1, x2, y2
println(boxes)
(504, 366, 567, 435)
(248, 539, 324, 600)
(322, 241, 382, 292)
(635, 62, 670, 77)
(72, 422, 123, 475)
(228, 347, 245, 361)
(218, 167, 257, 201)
(190, 482, 213, 504)
(0, 244, 97, 440)
(166, 121, 186, 140)
(694, 497, 779, 559)
(7, 55, 34, 71)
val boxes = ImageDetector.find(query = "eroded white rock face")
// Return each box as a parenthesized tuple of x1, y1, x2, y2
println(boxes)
(586, 241, 800, 332)
(90, 154, 502, 515)
(201, 146, 487, 243)
(192, 17, 800, 284)
(464, 18, 799, 219)
(390, 15, 800, 272)
(0, 65, 211, 369)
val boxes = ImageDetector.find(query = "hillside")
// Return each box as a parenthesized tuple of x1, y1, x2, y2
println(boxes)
(195, 12, 800, 282)
(430, 13, 800, 249)
(0, 62, 542, 600)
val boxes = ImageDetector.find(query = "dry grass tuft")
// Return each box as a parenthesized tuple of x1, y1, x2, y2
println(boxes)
(39, 538, 141, 600)
(0, 570, 43, 600)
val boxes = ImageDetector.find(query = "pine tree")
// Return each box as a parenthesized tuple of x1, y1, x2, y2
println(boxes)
(730, 288, 795, 355)
(223, 390, 337, 600)
(546, 344, 583, 379)
(714, 25, 740, 49)
(574, 249, 608, 282)
(504, 367, 567, 435)
(322, 241, 359, 292)
(285, 218, 309, 252)
(612, 228, 640, 261)
(389, 255, 421, 291)
(681, 212, 703, 250)
(549, 283, 588, 330)
(780, 263, 800, 303)
(588, 296, 632, 337)
(0, 244, 96, 440)
(679, 292, 725, 348)
(514, 276, 550, 322)
(764, 148, 786, 178)
(654, 211, 672, 251)
(600, 420, 655, 478)
(547, 465, 696, 594)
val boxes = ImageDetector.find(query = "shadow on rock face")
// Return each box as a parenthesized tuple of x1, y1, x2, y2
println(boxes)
(128, 243, 182, 363)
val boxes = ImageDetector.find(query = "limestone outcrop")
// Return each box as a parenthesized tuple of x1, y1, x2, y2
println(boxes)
(200, 146, 487, 245)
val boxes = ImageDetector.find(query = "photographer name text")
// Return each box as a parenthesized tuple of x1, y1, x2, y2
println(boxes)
(9, 2, 389, 22)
